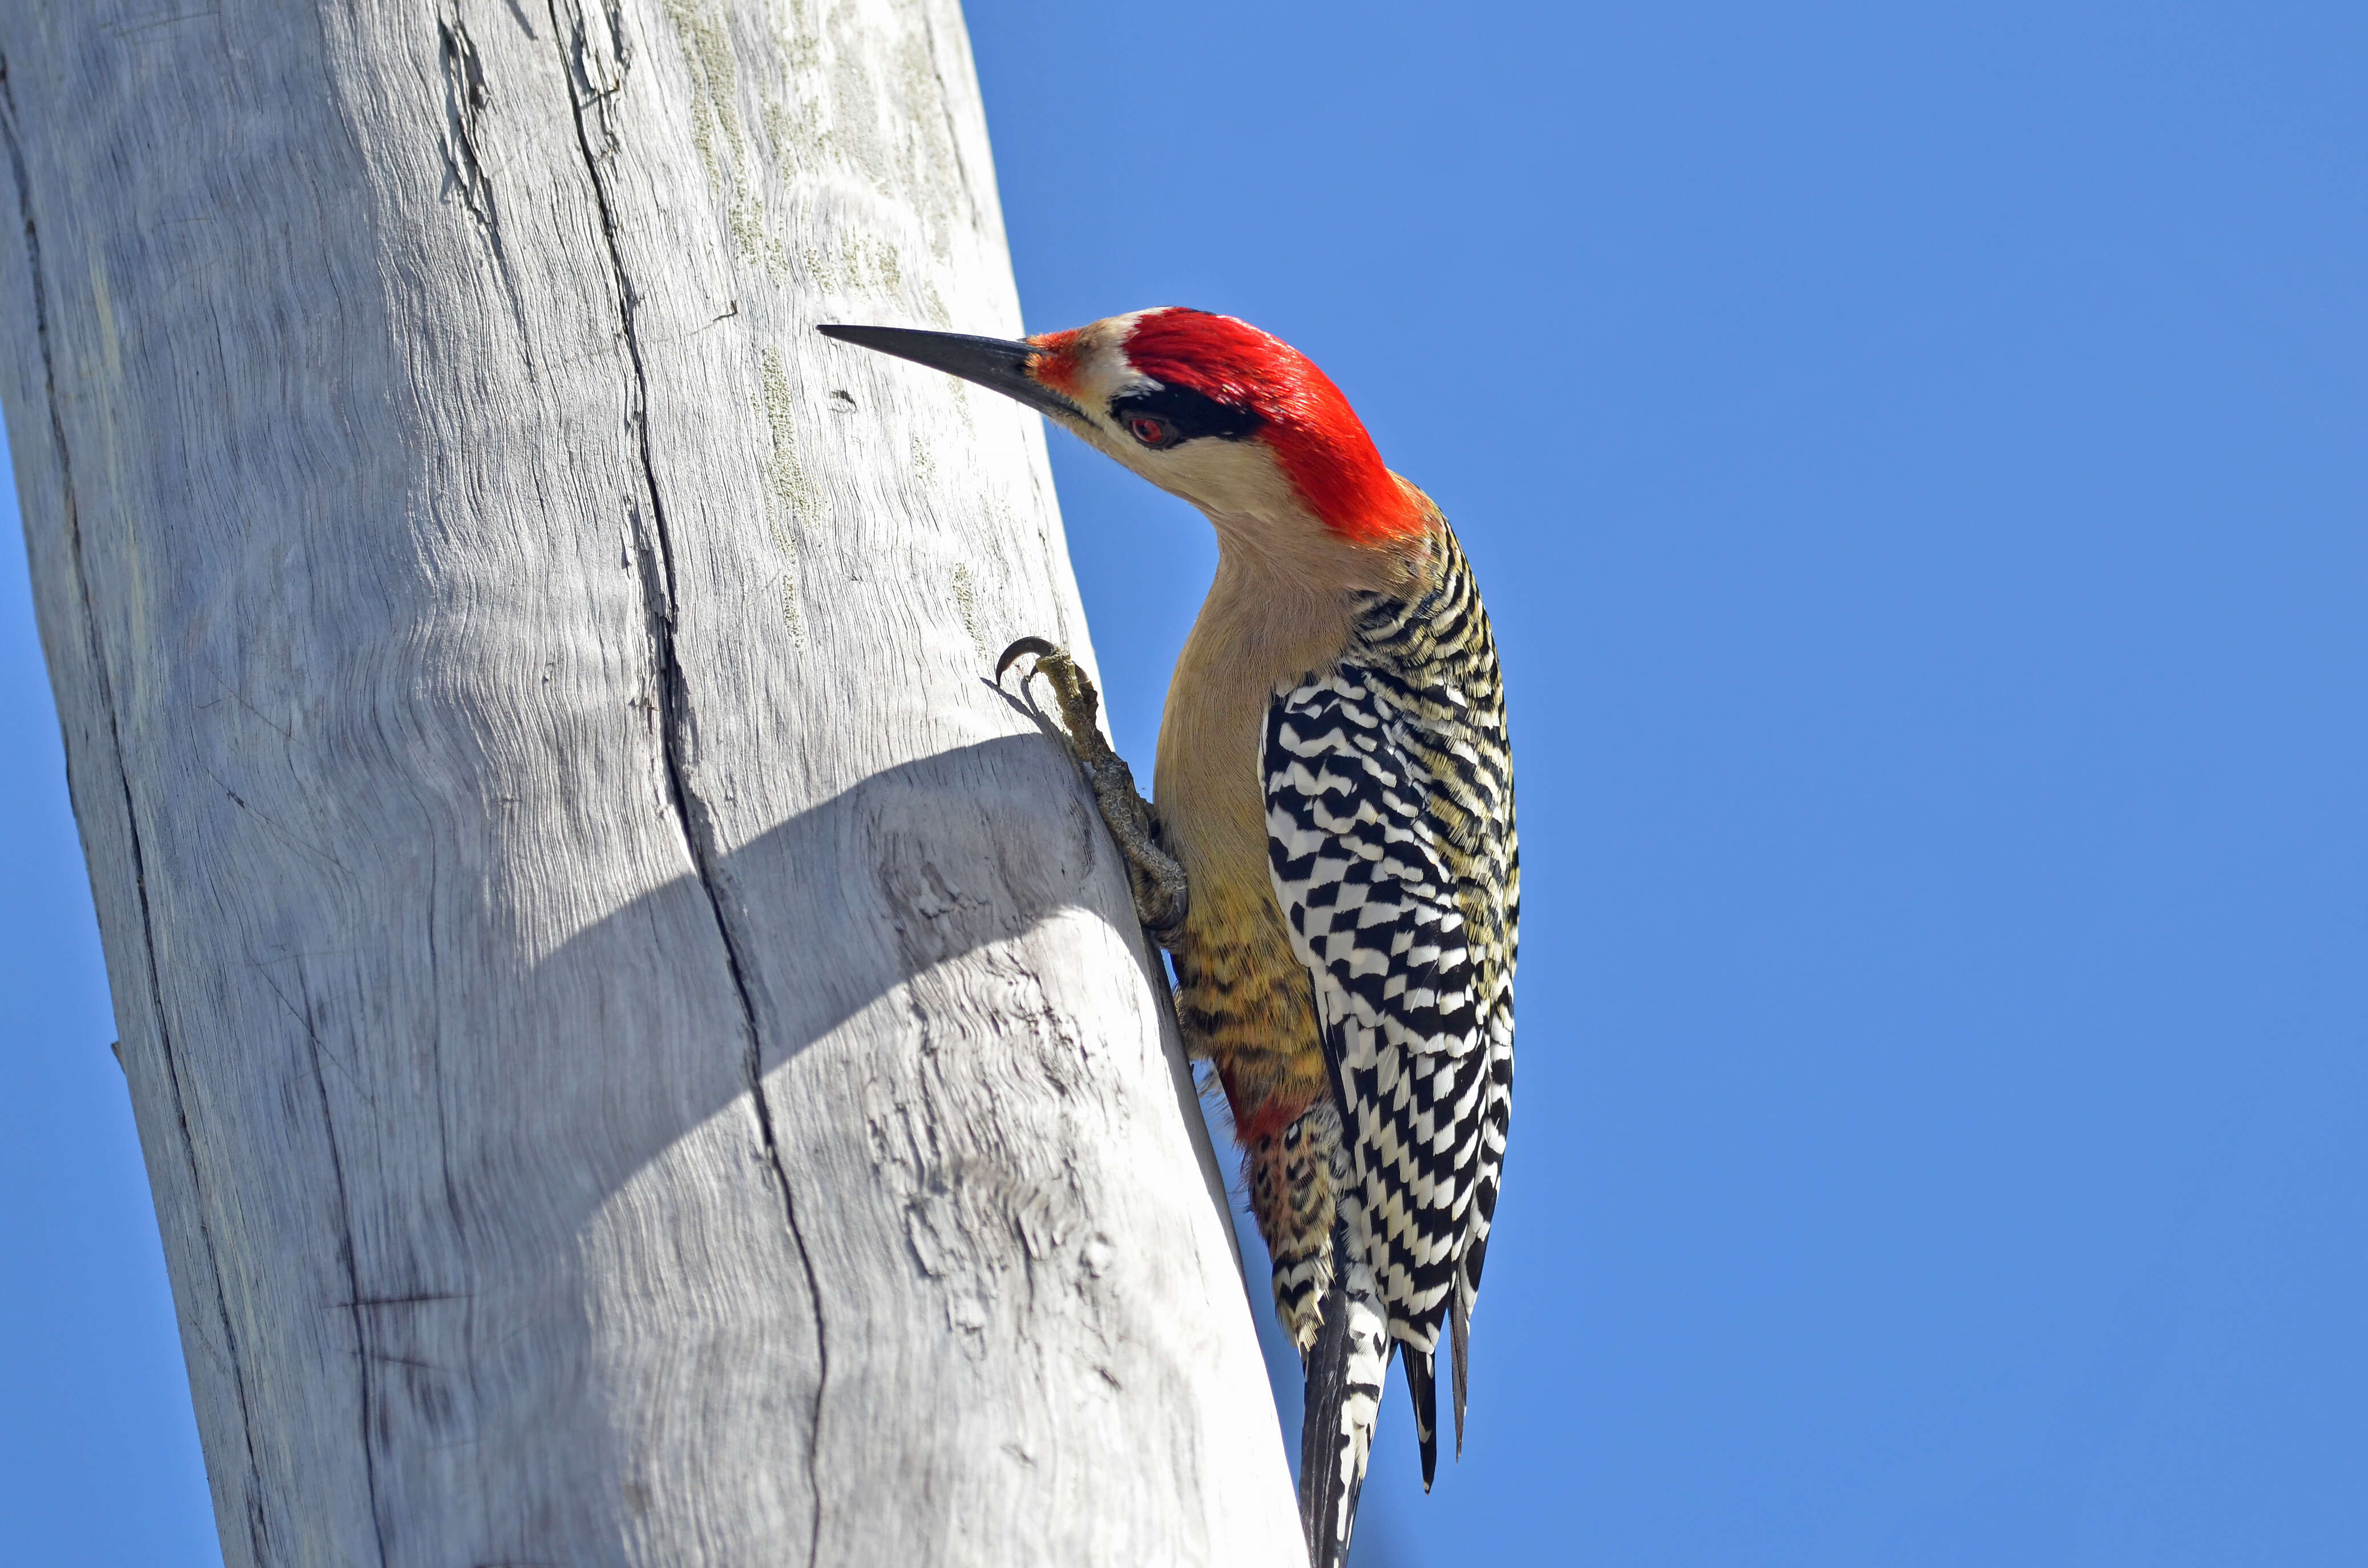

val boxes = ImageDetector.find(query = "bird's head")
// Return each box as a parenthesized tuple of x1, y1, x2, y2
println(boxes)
(818, 309, 1429, 564)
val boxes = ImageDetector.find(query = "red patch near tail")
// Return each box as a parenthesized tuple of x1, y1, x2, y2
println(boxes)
(1228, 1091, 1317, 1147)
(1123, 309, 1425, 546)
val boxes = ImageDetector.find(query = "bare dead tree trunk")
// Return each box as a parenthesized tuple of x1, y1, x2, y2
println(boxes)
(0, 4, 1300, 1564)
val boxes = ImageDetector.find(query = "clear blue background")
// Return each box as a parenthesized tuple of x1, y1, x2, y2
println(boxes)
(4, 2, 2361, 1562)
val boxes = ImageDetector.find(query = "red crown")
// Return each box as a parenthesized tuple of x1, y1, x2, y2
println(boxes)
(1124, 310, 1424, 546)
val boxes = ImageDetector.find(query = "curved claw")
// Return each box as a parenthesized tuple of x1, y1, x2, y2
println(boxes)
(996, 635, 1059, 684)
(994, 633, 1191, 945)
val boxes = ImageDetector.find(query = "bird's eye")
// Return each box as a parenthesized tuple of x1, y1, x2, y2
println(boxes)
(1127, 415, 1172, 447)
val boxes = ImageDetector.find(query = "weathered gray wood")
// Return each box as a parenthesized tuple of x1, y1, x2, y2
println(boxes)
(0, 5, 1300, 1564)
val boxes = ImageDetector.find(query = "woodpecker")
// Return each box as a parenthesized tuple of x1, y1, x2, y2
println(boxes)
(820, 309, 1516, 1567)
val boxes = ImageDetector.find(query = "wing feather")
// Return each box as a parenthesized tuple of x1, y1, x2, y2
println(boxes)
(1268, 522, 1518, 1533)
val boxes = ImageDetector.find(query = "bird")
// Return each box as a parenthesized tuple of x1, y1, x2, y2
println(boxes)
(819, 309, 1517, 1567)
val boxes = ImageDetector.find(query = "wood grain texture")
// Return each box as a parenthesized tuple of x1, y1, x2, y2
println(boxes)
(0, 5, 1300, 1563)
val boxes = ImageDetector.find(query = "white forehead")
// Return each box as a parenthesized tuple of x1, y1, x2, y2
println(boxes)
(1050, 310, 1162, 412)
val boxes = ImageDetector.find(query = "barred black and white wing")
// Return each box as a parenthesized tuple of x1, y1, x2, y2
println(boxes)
(1265, 524, 1516, 1565)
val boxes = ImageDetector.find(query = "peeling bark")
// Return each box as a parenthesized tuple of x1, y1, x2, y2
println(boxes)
(0, 5, 1300, 1565)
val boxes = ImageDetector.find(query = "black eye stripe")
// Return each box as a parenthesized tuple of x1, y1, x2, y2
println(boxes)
(1110, 382, 1264, 445)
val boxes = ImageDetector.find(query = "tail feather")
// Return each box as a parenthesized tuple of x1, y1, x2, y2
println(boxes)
(1298, 1224, 1389, 1568)
(1449, 1279, 1473, 1459)
(1403, 1346, 1439, 1491)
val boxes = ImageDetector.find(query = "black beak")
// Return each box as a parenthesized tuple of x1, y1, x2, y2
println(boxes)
(815, 324, 1083, 422)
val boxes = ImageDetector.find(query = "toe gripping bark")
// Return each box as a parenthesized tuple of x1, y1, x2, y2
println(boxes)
(997, 637, 1190, 944)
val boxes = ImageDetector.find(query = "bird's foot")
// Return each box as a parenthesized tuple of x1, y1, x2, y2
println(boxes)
(998, 636, 1189, 943)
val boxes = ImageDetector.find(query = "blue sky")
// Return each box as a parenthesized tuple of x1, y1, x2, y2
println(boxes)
(5, 2, 2363, 1562)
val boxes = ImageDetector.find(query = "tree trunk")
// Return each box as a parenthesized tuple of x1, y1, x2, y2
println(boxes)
(0, 4, 1300, 1565)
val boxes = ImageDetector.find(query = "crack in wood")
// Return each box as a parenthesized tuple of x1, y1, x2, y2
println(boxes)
(326, 1294, 469, 1311)
(0, 49, 275, 1568)
(543, 9, 829, 1563)
(292, 956, 393, 1568)
(438, 15, 498, 233)
(439, 10, 538, 364)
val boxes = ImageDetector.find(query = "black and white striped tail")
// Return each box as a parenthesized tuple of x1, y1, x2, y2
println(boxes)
(1298, 1223, 1389, 1568)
